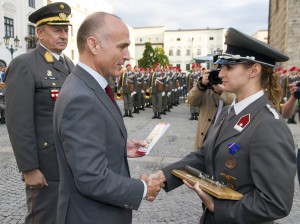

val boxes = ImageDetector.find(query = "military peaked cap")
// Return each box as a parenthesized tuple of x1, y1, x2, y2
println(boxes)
(215, 27, 289, 68)
(29, 2, 71, 27)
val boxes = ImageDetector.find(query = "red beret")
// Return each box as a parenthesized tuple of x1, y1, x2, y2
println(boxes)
(126, 64, 131, 67)
(155, 63, 161, 67)
(277, 67, 282, 72)
(290, 66, 297, 71)
(283, 69, 287, 74)
(140, 68, 144, 71)
(145, 68, 149, 71)
(134, 65, 138, 69)
(192, 64, 197, 69)
(201, 67, 206, 71)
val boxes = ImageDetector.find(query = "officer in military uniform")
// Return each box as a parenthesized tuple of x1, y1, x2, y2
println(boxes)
(148, 27, 296, 224)
(118, 64, 134, 117)
(5, 3, 74, 224)
(187, 64, 200, 120)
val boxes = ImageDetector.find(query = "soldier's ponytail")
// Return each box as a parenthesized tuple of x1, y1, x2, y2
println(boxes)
(261, 66, 282, 110)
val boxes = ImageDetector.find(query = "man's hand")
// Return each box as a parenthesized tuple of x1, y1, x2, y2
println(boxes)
(127, 139, 147, 158)
(23, 169, 48, 189)
(140, 174, 165, 202)
(201, 71, 210, 86)
(183, 180, 214, 212)
(288, 82, 298, 96)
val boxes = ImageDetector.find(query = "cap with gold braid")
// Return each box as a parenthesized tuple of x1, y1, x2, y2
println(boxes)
(29, 2, 71, 27)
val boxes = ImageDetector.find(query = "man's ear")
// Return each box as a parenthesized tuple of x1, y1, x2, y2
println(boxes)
(86, 37, 99, 55)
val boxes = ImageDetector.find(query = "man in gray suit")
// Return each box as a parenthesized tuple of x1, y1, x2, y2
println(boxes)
(5, 2, 74, 224)
(53, 12, 163, 224)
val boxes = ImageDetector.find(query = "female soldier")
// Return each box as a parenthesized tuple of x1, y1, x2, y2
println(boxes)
(148, 28, 296, 224)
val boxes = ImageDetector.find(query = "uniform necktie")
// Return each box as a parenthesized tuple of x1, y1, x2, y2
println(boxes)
(224, 106, 236, 125)
(105, 85, 116, 104)
(59, 56, 69, 73)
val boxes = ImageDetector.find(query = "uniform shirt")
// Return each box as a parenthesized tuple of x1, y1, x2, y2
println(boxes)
(230, 90, 264, 115)
(77, 61, 147, 198)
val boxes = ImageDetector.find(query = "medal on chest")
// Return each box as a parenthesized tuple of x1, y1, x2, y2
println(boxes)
(225, 142, 240, 169)
(51, 89, 59, 101)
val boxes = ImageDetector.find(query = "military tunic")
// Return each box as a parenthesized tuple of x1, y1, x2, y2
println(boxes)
(5, 44, 74, 224)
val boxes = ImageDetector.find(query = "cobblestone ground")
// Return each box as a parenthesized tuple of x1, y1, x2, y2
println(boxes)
(0, 100, 299, 224)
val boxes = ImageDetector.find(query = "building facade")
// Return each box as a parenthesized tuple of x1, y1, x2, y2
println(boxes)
(164, 28, 227, 71)
(252, 30, 268, 43)
(1, 0, 135, 67)
(269, 0, 300, 68)
(134, 27, 227, 71)
(0, 0, 44, 66)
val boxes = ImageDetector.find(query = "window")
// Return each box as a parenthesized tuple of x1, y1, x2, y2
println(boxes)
(186, 49, 191, 56)
(27, 25, 36, 49)
(139, 38, 142, 42)
(186, 64, 190, 71)
(169, 49, 173, 56)
(4, 17, 14, 38)
(176, 38, 181, 41)
(176, 49, 181, 56)
(176, 64, 181, 68)
(209, 37, 214, 40)
(29, 0, 35, 8)
(197, 49, 201, 55)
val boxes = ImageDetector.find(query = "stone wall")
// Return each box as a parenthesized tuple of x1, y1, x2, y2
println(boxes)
(269, 0, 300, 68)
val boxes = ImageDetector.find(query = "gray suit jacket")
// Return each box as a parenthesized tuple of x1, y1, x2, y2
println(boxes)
(162, 94, 296, 224)
(5, 44, 74, 180)
(53, 65, 144, 224)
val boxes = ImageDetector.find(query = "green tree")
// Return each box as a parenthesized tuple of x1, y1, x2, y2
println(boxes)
(154, 47, 169, 66)
(138, 42, 170, 68)
(138, 42, 155, 68)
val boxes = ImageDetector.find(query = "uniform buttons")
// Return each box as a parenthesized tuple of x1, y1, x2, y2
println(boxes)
(43, 142, 48, 147)
(52, 82, 56, 86)
(208, 119, 212, 122)
(201, 132, 204, 135)
(215, 104, 218, 107)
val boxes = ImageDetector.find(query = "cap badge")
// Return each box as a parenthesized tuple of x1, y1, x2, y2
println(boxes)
(59, 13, 67, 20)
(60, 4, 65, 9)
(234, 114, 250, 132)
(44, 51, 54, 63)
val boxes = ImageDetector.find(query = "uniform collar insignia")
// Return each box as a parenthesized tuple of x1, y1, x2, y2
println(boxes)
(234, 114, 250, 132)
(44, 51, 54, 63)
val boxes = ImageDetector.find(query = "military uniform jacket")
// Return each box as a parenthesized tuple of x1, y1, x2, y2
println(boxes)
(118, 72, 136, 94)
(5, 44, 74, 181)
(150, 72, 166, 94)
(162, 94, 296, 224)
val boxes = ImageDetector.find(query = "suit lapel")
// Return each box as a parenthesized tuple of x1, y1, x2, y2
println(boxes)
(73, 65, 127, 139)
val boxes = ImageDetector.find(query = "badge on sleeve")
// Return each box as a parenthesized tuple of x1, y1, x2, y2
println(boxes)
(234, 114, 250, 132)
(51, 89, 59, 100)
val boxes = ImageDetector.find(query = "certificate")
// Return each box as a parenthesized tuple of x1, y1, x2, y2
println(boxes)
(137, 122, 170, 155)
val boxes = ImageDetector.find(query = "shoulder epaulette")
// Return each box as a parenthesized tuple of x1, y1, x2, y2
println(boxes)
(266, 104, 279, 119)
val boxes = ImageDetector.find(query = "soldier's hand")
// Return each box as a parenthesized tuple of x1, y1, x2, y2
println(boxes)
(23, 169, 48, 189)
(201, 71, 210, 86)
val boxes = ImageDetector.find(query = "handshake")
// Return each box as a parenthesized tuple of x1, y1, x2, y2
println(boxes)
(139, 170, 166, 202)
